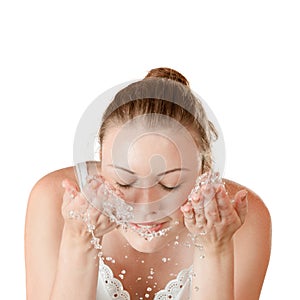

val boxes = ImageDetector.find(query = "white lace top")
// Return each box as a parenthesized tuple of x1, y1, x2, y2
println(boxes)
(96, 259, 192, 300)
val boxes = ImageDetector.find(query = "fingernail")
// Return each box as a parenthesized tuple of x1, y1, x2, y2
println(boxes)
(180, 206, 186, 213)
(241, 190, 248, 200)
(181, 203, 191, 213)
(238, 190, 248, 205)
(184, 206, 190, 213)
(191, 192, 200, 202)
(217, 184, 227, 195)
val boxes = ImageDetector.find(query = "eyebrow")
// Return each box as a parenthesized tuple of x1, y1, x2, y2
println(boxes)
(107, 164, 190, 176)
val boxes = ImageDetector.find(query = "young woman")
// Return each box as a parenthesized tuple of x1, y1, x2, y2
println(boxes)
(25, 68, 271, 300)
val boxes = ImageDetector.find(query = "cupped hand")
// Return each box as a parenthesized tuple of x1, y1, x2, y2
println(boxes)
(61, 175, 122, 241)
(181, 182, 248, 250)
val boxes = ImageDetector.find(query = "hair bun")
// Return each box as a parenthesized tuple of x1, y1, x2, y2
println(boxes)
(145, 67, 189, 86)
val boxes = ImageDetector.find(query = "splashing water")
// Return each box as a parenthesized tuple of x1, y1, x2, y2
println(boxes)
(128, 224, 172, 241)
(188, 171, 224, 206)
(83, 175, 134, 226)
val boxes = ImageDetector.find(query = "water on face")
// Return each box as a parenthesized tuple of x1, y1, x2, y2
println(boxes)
(72, 166, 222, 298)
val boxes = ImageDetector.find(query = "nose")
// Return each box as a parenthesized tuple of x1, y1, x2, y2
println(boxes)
(134, 187, 154, 204)
(130, 188, 163, 223)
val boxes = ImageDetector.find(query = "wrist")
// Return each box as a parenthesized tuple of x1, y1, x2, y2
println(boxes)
(61, 225, 102, 256)
(203, 239, 234, 257)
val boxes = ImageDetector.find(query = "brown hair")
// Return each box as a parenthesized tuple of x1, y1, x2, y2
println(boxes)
(99, 67, 217, 173)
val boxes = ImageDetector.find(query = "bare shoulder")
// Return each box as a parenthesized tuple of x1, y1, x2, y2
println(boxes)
(223, 177, 272, 244)
(224, 178, 271, 228)
(223, 178, 272, 299)
(28, 166, 77, 209)
(25, 166, 77, 298)
(29, 166, 76, 198)
(25, 166, 77, 241)
(25, 165, 77, 242)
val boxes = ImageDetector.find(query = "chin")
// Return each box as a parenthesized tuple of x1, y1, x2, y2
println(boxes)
(128, 238, 170, 254)
(129, 235, 170, 253)
(118, 222, 184, 253)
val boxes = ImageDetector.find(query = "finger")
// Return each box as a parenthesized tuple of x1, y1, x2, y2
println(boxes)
(96, 211, 116, 232)
(195, 209, 207, 230)
(203, 189, 221, 226)
(216, 185, 238, 223)
(87, 175, 104, 190)
(181, 202, 196, 225)
(62, 179, 89, 218)
(190, 191, 208, 228)
(93, 180, 124, 201)
(104, 181, 125, 198)
(62, 180, 78, 209)
(233, 190, 248, 224)
(62, 178, 79, 192)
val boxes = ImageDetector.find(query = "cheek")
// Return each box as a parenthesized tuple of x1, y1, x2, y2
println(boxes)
(169, 207, 185, 221)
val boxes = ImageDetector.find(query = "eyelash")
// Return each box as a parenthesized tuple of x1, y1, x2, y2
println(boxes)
(114, 182, 131, 189)
(115, 182, 181, 191)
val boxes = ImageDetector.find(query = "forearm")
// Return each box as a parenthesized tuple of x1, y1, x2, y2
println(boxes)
(191, 240, 234, 300)
(50, 226, 100, 300)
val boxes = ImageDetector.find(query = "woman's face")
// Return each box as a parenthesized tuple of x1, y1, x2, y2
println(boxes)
(100, 121, 201, 253)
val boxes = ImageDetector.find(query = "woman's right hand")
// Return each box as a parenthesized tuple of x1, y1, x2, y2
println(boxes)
(61, 176, 120, 242)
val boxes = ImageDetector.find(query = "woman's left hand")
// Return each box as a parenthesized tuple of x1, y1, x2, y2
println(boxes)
(181, 183, 248, 251)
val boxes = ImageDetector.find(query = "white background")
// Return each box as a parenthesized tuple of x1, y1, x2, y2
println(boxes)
(1, 0, 299, 298)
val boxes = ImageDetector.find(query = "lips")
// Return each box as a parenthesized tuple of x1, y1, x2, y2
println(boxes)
(130, 222, 167, 232)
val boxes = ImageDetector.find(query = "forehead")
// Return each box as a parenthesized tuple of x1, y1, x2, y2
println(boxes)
(101, 122, 200, 173)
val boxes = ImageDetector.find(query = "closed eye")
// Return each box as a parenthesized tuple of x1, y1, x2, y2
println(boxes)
(115, 182, 181, 191)
(115, 182, 132, 189)
(159, 183, 181, 191)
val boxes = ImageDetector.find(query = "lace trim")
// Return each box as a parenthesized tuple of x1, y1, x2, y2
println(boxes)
(99, 259, 192, 300)
(154, 267, 192, 300)
(99, 259, 130, 300)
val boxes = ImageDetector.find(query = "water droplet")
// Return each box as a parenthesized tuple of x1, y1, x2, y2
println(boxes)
(106, 257, 112, 261)
(87, 224, 96, 232)
(183, 242, 191, 248)
(145, 293, 150, 298)
(162, 257, 167, 263)
(141, 260, 145, 264)
(121, 269, 126, 274)
(147, 287, 152, 292)
(136, 277, 142, 281)
(119, 274, 124, 280)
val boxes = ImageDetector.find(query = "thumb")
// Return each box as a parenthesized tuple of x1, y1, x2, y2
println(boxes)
(233, 190, 248, 224)
(62, 178, 80, 192)
(61, 178, 80, 209)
